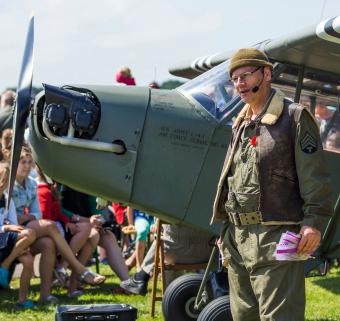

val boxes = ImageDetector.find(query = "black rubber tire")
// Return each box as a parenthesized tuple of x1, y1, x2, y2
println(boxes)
(162, 273, 206, 321)
(197, 295, 232, 321)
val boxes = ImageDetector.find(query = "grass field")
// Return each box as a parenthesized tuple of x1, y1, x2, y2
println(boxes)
(0, 264, 339, 321)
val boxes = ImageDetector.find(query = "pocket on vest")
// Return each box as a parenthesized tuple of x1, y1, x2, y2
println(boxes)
(225, 191, 260, 213)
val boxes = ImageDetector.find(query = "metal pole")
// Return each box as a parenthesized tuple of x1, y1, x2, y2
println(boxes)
(194, 245, 217, 310)
(294, 65, 305, 103)
(309, 96, 316, 115)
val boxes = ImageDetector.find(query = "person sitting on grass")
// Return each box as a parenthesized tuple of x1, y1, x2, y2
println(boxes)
(0, 161, 37, 308)
(12, 147, 105, 303)
(36, 167, 100, 298)
(60, 185, 130, 294)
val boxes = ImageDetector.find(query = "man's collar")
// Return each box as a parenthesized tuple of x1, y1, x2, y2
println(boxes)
(232, 89, 286, 128)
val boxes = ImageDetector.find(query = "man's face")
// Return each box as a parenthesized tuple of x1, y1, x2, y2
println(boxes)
(16, 156, 33, 179)
(231, 66, 266, 103)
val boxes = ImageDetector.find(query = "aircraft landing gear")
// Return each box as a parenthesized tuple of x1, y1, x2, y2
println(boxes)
(162, 274, 209, 321)
(197, 295, 232, 321)
(162, 273, 233, 321)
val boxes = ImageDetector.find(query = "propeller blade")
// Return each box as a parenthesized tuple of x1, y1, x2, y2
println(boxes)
(6, 14, 34, 209)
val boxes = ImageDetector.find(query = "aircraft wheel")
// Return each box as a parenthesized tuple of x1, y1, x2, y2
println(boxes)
(162, 273, 207, 321)
(197, 295, 232, 321)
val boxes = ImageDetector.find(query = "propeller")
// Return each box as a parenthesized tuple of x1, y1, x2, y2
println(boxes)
(6, 14, 34, 209)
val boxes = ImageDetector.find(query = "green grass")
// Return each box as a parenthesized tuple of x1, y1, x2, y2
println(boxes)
(0, 264, 163, 321)
(305, 265, 340, 321)
(0, 264, 339, 321)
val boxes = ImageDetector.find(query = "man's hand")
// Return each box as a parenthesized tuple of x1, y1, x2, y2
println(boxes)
(4, 225, 24, 233)
(297, 226, 321, 255)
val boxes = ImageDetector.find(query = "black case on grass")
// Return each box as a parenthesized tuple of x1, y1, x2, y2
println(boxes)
(55, 304, 137, 321)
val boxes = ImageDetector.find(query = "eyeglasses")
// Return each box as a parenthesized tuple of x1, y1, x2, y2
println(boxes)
(231, 67, 262, 84)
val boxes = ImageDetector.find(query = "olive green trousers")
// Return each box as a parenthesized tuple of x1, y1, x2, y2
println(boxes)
(221, 224, 305, 321)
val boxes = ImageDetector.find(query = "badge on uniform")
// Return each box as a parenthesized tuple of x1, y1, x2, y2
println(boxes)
(300, 131, 317, 154)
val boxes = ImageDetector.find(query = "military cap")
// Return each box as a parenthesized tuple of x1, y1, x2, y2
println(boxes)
(228, 48, 273, 77)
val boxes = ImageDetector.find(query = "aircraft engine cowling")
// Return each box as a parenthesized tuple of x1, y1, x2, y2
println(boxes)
(43, 84, 101, 139)
(30, 85, 150, 205)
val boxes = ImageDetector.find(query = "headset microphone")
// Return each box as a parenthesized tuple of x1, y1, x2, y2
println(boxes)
(251, 69, 264, 93)
(252, 85, 259, 93)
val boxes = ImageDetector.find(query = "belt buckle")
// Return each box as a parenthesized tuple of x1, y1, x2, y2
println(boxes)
(239, 213, 250, 225)
(239, 212, 260, 225)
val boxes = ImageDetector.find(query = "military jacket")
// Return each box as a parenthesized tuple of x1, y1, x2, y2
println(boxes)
(211, 89, 332, 231)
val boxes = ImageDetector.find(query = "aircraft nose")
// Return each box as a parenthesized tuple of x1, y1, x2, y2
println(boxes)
(38, 84, 127, 154)
(30, 84, 150, 202)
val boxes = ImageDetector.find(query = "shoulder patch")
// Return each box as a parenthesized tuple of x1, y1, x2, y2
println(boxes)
(300, 131, 318, 154)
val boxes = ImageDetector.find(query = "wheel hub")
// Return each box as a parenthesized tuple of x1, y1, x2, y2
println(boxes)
(185, 296, 201, 319)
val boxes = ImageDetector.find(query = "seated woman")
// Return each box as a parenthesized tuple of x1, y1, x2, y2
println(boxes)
(0, 161, 36, 308)
(36, 167, 99, 297)
(12, 147, 105, 303)
(60, 185, 130, 291)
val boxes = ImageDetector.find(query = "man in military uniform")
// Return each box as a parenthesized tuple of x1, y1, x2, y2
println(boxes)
(211, 48, 332, 321)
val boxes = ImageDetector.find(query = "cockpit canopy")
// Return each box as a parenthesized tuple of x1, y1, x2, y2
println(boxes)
(178, 61, 237, 121)
(178, 58, 340, 154)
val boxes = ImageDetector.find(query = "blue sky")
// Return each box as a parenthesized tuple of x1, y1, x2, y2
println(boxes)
(0, 0, 339, 92)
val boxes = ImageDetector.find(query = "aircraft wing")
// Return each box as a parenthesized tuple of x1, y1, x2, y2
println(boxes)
(169, 16, 340, 79)
(168, 50, 233, 79)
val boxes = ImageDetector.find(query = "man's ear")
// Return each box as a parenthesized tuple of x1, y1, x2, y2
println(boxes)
(264, 67, 272, 81)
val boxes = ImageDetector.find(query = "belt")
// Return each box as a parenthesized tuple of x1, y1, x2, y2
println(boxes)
(227, 211, 262, 226)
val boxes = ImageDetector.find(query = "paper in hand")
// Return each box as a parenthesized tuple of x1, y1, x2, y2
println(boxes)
(275, 231, 310, 261)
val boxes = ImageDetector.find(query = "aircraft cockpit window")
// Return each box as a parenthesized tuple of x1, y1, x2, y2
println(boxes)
(178, 61, 237, 121)
(274, 73, 340, 153)
(315, 102, 340, 153)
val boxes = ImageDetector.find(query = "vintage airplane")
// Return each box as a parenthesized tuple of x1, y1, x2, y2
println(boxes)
(6, 14, 340, 321)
